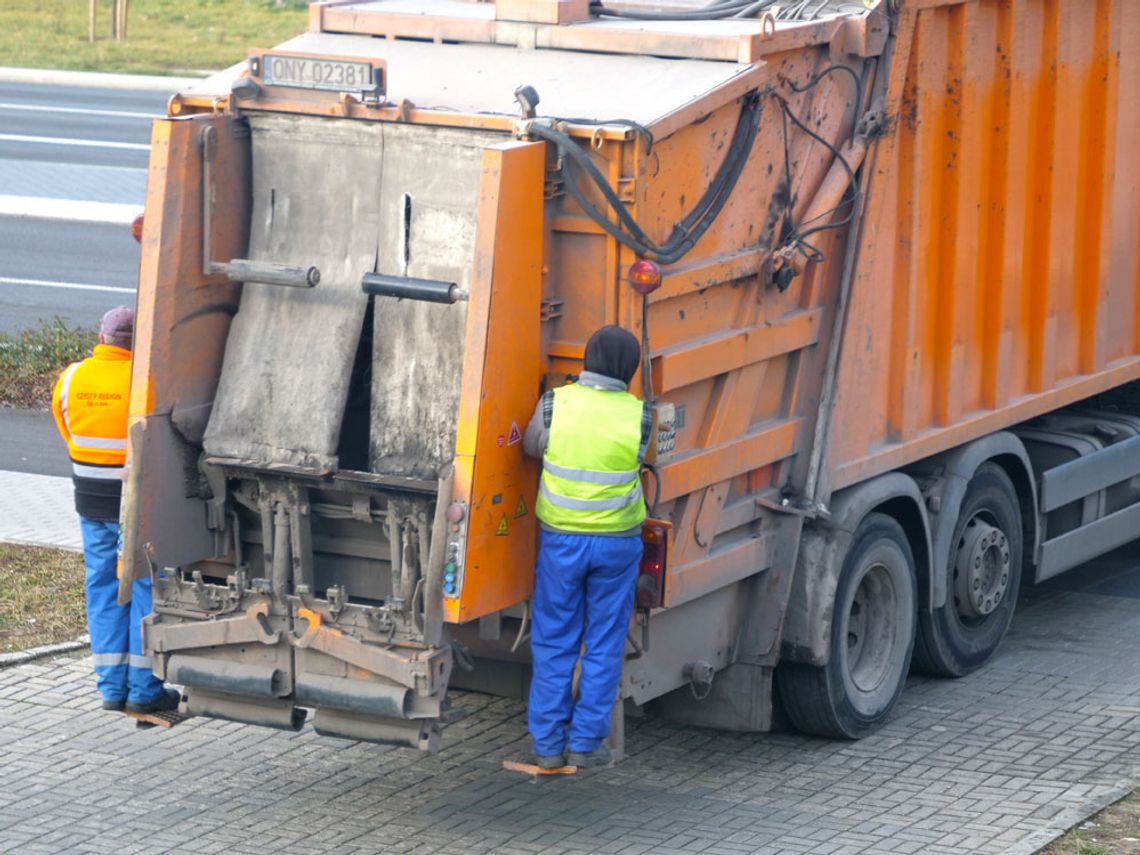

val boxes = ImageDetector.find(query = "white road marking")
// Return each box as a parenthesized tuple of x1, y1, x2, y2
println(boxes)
(0, 276, 134, 294)
(0, 102, 157, 120)
(0, 133, 149, 151)
(0, 195, 141, 224)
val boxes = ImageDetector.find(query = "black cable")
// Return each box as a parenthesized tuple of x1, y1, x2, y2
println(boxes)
(787, 63, 863, 130)
(591, 0, 776, 20)
(548, 116, 654, 154)
(529, 92, 763, 265)
(641, 292, 653, 402)
(641, 462, 662, 518)
(777, 96, 859, 242)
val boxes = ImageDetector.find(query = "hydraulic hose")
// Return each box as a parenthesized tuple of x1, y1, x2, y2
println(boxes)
(529, 92, 763, 265)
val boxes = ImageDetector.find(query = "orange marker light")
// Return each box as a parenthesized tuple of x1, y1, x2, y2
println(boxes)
(628, 259, 662, 295)
(131, 213, 144, 244)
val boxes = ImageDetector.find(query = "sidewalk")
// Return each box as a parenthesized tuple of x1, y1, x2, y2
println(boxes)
(0, 470, 81, 551)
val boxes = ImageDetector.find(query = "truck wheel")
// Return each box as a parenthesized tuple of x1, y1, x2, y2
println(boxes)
(913, 462, 1022, 677)
(777, 513, 916, 739)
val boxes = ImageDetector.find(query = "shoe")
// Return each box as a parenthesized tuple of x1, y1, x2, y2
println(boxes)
(101, 698, 126, 712)
(535, 753, 566, 770)
(567, 744, 613, 768)
(126, 687, 181, 715)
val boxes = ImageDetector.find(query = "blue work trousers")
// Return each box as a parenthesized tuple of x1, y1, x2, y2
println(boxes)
(80, 517, 164, 705)
(528, 530, 642, 757)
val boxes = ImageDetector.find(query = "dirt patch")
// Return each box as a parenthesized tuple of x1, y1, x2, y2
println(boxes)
(0, 543, 87, 654)
(1039, 791, 1140, 855)
(0, 319, 97, 410)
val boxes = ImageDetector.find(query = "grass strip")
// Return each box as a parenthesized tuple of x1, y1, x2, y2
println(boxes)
(0, 543, 87, 654)
(1039, 791, 1140, 855)
(0, 318, 97, 410)
(2, 0, 307, 77)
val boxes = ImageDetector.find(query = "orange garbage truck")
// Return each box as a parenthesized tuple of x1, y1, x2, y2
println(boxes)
(121, 0, 1140, 753)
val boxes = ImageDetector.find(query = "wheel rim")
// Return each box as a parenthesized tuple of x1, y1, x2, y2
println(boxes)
(953, 515, 1011, 623)
(845, 560, 900, 695)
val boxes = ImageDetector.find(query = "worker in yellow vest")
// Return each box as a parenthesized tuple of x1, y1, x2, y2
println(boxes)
(51, 307, 179, 716)
(522, 325, 650, 768)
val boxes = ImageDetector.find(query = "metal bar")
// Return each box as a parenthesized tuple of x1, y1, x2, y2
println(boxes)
(1038, 433, 1140, 512)
(361, 272, 468, 303)
(422, 469, 454, 647)
(219, 259, 320, 288)
(1038, 499, 1140, 581)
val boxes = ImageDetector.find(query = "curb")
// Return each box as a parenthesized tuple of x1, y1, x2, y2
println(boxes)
(0, 635, 90, 669)
(0, 66, 205, 92)
(999, 777, 1138, 855)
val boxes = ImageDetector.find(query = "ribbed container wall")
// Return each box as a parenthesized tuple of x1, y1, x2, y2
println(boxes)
(829, 0, 1140, 491)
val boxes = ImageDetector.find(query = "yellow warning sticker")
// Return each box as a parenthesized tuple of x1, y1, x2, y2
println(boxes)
(496, 514, 509, 536)
(515, 496, 528, 519)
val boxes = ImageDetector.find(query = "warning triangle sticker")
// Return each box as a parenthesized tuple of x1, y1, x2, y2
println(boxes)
(507, 421, 522, 446)
(496, 514, 509, 536)
(514, 496, 528, 518)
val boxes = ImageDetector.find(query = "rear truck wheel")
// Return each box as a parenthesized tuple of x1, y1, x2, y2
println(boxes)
(912, 462, 1022, 677)
(777, 513, 917, 739)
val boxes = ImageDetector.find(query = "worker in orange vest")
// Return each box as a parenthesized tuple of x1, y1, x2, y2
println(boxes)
(51, 307, 179, 715)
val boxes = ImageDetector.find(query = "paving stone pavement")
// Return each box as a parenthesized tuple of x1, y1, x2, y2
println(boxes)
(1, 554, 1137, 855)
(0, 471, 81, 551)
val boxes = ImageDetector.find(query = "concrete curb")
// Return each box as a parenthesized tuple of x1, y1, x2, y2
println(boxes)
(999, 776, 1139, 855)
(0, 66, 205, 92)
(0, 635, 90, 669)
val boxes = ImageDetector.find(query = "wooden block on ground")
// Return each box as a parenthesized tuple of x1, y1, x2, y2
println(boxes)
(502, 759, 578, 776)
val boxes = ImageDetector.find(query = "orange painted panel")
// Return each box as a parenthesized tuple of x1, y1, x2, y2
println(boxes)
(829, 0, 1140, 493)
(445, 141, 546, 623)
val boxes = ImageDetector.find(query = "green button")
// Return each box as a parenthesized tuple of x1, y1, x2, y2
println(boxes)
(445, 561, 457, 574)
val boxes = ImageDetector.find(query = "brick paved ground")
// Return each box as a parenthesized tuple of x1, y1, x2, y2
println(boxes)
(0, 472, 81, 551)
(1, 556, 1137, 854)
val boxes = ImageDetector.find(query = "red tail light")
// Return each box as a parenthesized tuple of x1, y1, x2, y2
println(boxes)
(628, 259, 662, 295)
(131, 213, 144, 244)
(636, 519, 671, 609)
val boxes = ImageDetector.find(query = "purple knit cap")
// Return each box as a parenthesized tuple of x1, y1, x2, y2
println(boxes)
(100, 306, 135, 348)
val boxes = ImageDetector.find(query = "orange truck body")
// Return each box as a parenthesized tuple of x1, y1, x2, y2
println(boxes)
(122, 0, 1140, 751)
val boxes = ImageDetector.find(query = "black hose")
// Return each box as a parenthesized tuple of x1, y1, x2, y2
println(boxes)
(528, 92, 763, 265)
(591, 0, 776, 20)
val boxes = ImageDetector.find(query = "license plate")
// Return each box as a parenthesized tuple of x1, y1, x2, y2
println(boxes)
(260, 54, 375, 93)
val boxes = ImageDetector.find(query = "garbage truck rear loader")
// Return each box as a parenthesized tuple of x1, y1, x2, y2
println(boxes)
(121, 0, 1140, 750)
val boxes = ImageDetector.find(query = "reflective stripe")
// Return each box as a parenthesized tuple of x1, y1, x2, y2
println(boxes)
(71, 434, 127, 450)
(92, 652, 128, 667)
(539, 481, 643, 511)
(543, 459, 638, 485)
(58, 361, 80, 433)
(72, 462, 124, 480)
(129, 654, 153, 670)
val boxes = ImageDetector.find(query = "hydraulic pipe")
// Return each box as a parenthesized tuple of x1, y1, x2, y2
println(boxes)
(361, 273, 469, 304)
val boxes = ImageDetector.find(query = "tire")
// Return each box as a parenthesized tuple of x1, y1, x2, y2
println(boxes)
(777, 513, 917, 739)
(912, 462, 1022, 677)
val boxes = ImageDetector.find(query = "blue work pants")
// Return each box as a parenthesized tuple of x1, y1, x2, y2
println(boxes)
(528, 530, 642, 757)
(80, 517, 164, 704)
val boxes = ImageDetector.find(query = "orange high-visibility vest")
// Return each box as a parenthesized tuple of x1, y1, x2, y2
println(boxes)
(52, 345, 131, 485)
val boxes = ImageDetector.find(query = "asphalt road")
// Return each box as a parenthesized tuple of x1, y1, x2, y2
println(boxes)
(0, 82, 166, 334)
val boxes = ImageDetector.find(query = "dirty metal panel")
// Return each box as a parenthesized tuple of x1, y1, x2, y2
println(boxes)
(204, 115, 383, 469)
(369, 124, 504, 479)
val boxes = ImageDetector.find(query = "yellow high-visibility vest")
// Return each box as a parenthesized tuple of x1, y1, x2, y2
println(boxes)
(536, 382, 647, 533)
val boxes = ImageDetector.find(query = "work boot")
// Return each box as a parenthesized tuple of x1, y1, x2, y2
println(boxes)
(101, 698, 126, 712)
(126, 687, 181, 715)
(534, 753, 566, 770)
(567, 744, 613, 768)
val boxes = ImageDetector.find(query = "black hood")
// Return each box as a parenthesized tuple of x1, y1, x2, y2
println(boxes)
(583, 325, 641, 385)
